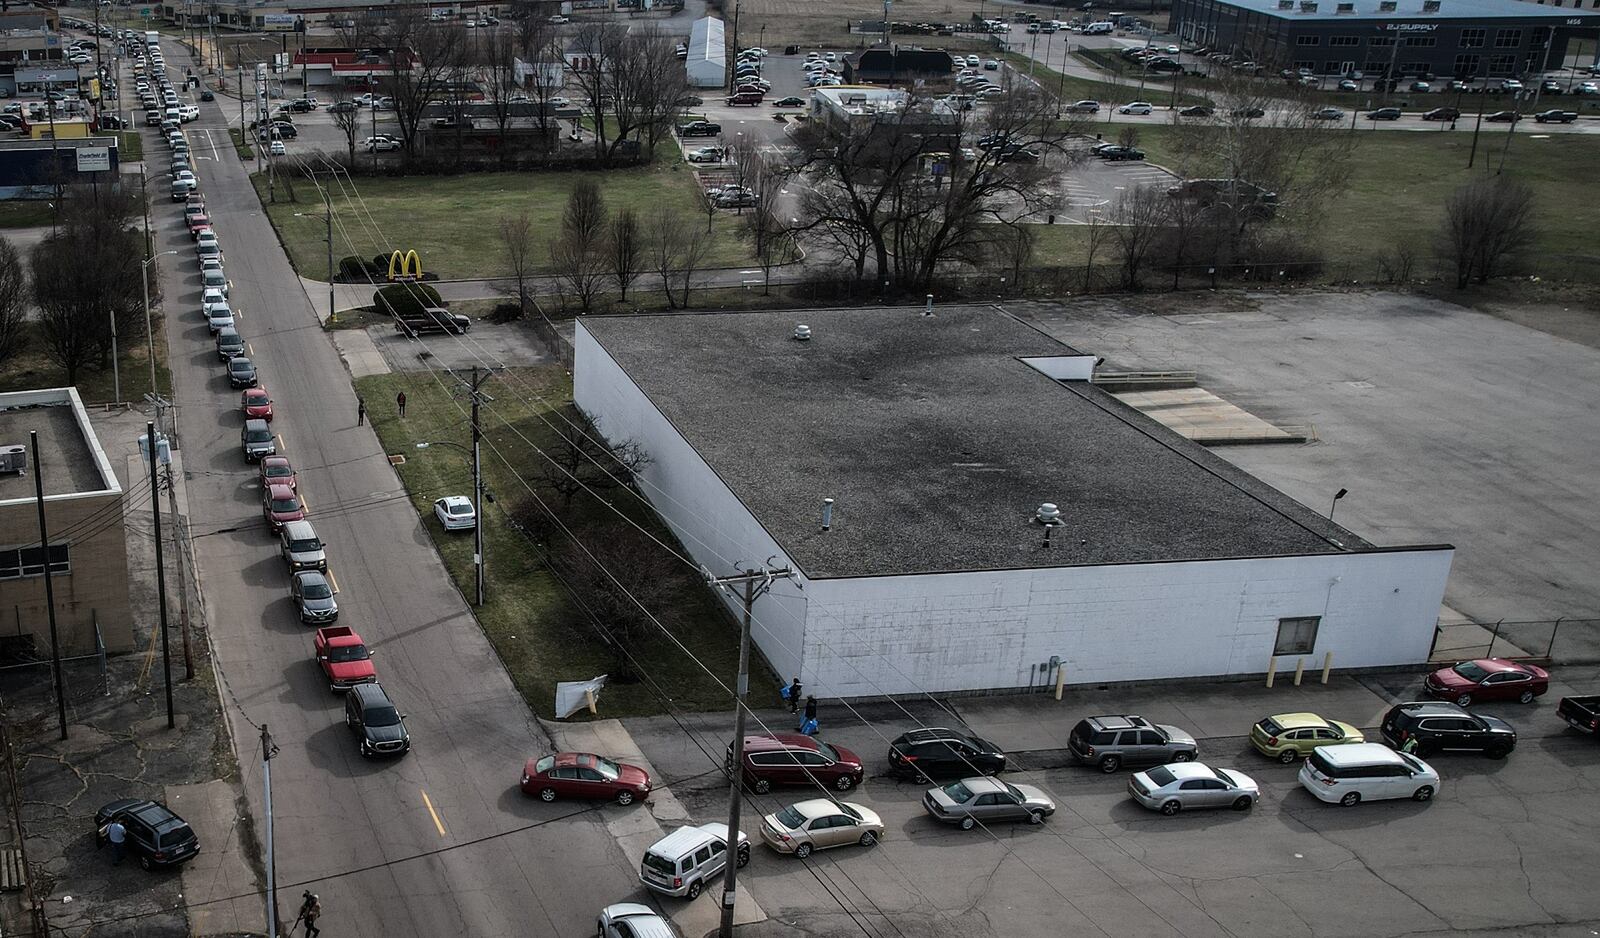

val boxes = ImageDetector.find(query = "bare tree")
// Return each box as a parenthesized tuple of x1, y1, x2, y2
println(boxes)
(1083, 214, 1110, 293)
(0, 237, 26, 367)
(1109, 185, 1167, 290)
(645, 204, 689, 308)
(499, 210, 535, 318)
(518, 22, 566, 149)
(377, 7, 465, 158)
(608, 208, 643, 302)
(676, 224, 713, 308)
(29, 192, 143, 384)
(1440, 177, 1535, 288)
(550, 179, 608, 311)
(479, 25, 521, 166)
(791, 87, 1083, 291)
(329, 91, 361, 165)
(738, 146, 792, 294)
(567, 23, 687, 159)
(527, 403, 652, 508)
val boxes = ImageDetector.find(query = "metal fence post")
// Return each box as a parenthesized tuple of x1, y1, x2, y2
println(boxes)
(1548, 618, 1563, 659)
(1489, 619, 1504, 657)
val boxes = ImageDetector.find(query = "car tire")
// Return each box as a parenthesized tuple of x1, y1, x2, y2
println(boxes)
(686, 880, 702, 900)
(959, 815, 976, 831)
(1027, 810, 1045, 825)
(794, 842, 813, 859)
(1412, 785, 1434, 802)
(1232, 796, 1253, 811)
(1171, 751, 1193, 763)
(1098, 755, 1121, 773)
(1277, 749, 1297, 764)
(753, 778, 771, 795)
(737, 845, 750, 868)
(1456, 694, 1473, 707)
(1486, 745, 1511, 759)
(1339, 791, 1361, 807)
(536, 787, 556, 802)
(616, 790, 636, 806)
(859, 831, 878, 847)
(140, 854, 153, 871)
(1160, 800, 1181, 816)
(834, 775, 856, 792)
(1518, 690, 1535, 704)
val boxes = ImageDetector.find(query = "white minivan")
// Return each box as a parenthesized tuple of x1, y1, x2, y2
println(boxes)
(1298, 743, 1439, 807)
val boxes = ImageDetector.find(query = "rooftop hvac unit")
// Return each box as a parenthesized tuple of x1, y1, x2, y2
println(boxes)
(1379, 0, 1397, 9)
(1336, 2, 1354, 11)
(1299, 1, 1318, 12)
(0, 444, 26, 475)
(1278, 1, 1294, 9)
(1421, 0, 1440, 10)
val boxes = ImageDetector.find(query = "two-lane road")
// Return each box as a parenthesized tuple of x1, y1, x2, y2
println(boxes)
(148, 37, 639, 937)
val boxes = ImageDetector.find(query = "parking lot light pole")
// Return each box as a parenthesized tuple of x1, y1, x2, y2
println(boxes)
(142, 250, 180, 395)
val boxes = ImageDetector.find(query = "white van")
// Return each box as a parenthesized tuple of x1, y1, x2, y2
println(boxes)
(1298, 743, 1439, 807)
(638, 823, 750, 900)
(1083, 21, 1115, 34)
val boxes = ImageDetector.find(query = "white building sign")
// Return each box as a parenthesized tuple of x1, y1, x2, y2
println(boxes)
(75, 147, 111, 172)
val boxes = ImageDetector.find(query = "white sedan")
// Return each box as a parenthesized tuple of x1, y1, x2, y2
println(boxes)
(433, 495, 476, 531)
(269, 140, 286, 156)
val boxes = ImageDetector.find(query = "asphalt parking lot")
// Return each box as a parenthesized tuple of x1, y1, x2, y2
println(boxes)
(615, 664, 1600, 938)
(1009, 291, 1600, 629)
(1059, 156, 1179, 222)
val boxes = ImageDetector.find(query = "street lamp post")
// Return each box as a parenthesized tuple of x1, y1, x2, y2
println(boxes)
(142, 250, 180, 395)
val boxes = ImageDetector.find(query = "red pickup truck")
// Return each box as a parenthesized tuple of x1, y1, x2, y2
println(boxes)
(313, 626, 376, 692)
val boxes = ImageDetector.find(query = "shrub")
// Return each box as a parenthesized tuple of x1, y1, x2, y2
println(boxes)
(373, 282, 444, 317)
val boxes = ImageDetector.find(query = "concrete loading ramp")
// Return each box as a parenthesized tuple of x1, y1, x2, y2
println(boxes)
(1107, 386, 1311, 444)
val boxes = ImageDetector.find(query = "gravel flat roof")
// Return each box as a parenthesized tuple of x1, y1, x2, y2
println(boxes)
(582, 305, 1372, 579)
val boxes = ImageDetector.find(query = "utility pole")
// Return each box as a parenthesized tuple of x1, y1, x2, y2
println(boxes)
(456, 366, 497, 606)
(147, 422, 175, 729)
(713, 564, 793, 938)
(260, 724, 280, 938)
(29, 431, 68, 741)
(1467, 63, 1488, 168)
(324, 181, 336, 324)
(151, 396, 194, 679)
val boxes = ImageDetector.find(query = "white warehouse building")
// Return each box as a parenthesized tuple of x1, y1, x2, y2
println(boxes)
(685, 16, 726, 88)
(574, 306, 1454, 699)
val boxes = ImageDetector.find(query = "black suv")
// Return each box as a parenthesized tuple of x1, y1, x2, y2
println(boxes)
(345, 683, 411, 757)
(94, 798, 200, 870)
(1380, 701, 1516, 758)
(887, 728, 1007, 780)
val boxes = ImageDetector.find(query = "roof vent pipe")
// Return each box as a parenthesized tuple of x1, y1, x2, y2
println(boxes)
(1036, 502, 1061, 525)
(794, 324, 812, 341)
(821, 497, 835, 531)
(924, 294, 934, 315)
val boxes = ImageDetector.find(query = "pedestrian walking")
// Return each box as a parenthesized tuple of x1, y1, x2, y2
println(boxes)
(396, 391, 407, 417)
(785, 677, 803, 713)
(296, 891, 322, 938)
(104, 819, 126, 866)
(356, 396, 366, 426)
(803, 695, 817, 723)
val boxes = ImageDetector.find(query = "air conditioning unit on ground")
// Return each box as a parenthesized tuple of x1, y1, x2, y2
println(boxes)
(0, 444, 26, 475)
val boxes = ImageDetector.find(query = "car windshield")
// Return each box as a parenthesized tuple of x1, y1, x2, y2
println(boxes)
(265, 465, 291, 477)
(270, 498, 299, 512)
(301, 581, 331, 599)
(1453, 661, 1491, 681)
(942, 781, 975, 803)
(288, 536, 321, 551)
(839, 803, 862, 820)
(448, 503, 471, 515)
(642, 852, 676, 875)
(1002, 782, 1026, 800)
(232, 363, 252, 374)
(364, 705, 401, 727)
(1258, 717, 1284, 734)
(326, 643, 367, 662)
(593, 757, 620, 780)
(246, 429, 272, 442)
(816, 742, 840, 761)
(1144, 766, 1176, 787)
(535, 755, 555, 774)
(773, 806, 806, 829)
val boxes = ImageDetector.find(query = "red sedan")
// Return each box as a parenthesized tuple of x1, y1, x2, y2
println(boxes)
(520, 752, 652, 805)
(262, 484, 304, 531)
(1425, 658, 1549, 706)
(258, 455, 296, 492)
(241, 387, 273, 421)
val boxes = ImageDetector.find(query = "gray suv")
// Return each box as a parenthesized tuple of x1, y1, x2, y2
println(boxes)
(1068, 715, 1198, 773)
(241, 419, 275, 462)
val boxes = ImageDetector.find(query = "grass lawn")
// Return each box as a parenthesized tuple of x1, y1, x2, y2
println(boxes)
(255, 161, 759, 282)
(0, 320, 173, 405)
(0, 202, 55, 228)
(1028, 126, 1600, 272)
(227, 128, 255, 161)
(117, 131, 143, 162)
(357, 367, 774, 718)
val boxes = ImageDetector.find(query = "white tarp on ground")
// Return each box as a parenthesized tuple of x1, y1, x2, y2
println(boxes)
(554, 675, 607, 718)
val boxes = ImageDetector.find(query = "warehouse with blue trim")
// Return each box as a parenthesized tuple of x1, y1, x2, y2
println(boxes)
(1172, 0, 1600, 79)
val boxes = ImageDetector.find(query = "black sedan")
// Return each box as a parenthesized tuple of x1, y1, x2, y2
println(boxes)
(1485, 110, 1521, 122)
(1421, 107, 1460, 121)
(1177, 105, 1213, 117)
(1365, 107, 1402, 121)
(888, 728, 1008, 780)
(773, 96, 807, 107)
(227, 357, 258, 388)
(1096, 145, 1146, 161)
(95, 799, 200, 870)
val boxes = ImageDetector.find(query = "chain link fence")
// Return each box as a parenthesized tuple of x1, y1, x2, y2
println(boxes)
(1431, 617, 1600, 664)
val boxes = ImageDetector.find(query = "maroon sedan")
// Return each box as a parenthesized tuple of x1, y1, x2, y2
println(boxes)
(520, 752, 652, 805)
(1425, 658, 1549, 706)
(241, 387, 273, 421)
(262, 484, 304, 531)
(258, 455, 296, 492)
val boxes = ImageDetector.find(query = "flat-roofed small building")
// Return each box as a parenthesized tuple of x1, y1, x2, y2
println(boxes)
(0, 388, 132, 660)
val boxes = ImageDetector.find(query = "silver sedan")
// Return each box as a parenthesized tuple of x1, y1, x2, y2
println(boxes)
(1129, 762, 1259, 815)
(923, 776, 1056, 829)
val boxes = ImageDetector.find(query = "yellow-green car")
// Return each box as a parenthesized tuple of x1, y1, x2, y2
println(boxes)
(1249, 713, 1365, 763)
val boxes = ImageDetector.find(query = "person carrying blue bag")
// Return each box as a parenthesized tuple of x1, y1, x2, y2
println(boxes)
(799, 695, 819, 734)
(781, 677, 802, 713)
